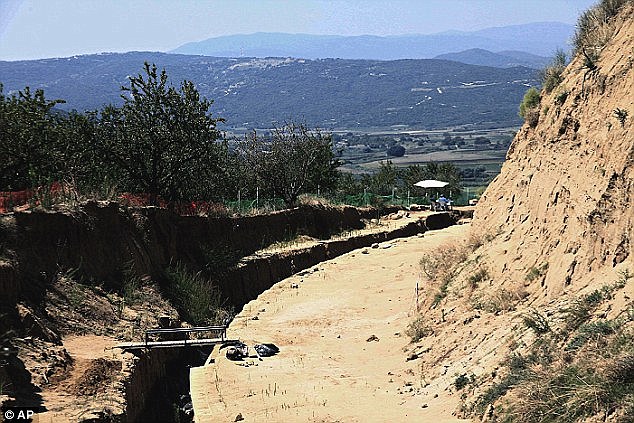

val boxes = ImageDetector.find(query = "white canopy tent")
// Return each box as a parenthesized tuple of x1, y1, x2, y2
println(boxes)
(414, 179, 449, 188)
(413, 180, 452, 210)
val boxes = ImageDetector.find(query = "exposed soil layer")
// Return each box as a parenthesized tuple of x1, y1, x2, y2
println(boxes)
(476, 3, 634, 298)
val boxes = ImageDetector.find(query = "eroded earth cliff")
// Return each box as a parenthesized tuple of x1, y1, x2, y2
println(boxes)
(406, 3, 634, 421)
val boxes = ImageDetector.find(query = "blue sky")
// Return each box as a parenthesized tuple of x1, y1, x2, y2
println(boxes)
(0, 0, 597, 61)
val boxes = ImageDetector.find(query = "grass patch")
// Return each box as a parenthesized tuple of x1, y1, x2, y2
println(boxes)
(472, 288, 522, 314)
(472, 318, 634, 422)
(405, 316, 433, 342)
(419, 243, 468, 282)
(565, 320, 616, 351)
(465, 230, 497, 251)
(432, 281, 450, 307)
(419, 244, 469, 306)
(554, 87, 569, 105)
(471, 354, 531, 416)
(519, 88, 540, 128)
(467, 267, 489, 289)
(409, 235, 489, 340)
(259, 230, 307, 252)
(563, 276, 631, 331)
(540, 50, 567, 94)
(419, 242, 471, 307)
(525, 262, 548, 282)
(454, 373, 475, 391)
(200, 243, 244, 273)
(468, 269, 634, 422)
(522, 309, 551, 335)
(506, 330, 634, 422)
(573, 0, 631, 54)
(121, 261, 142, 305)
(164, 262, 231, 326)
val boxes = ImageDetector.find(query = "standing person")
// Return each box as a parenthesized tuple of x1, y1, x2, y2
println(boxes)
(438, 195, 449, 211)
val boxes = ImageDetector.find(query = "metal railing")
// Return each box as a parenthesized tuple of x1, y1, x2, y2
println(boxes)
(144, 325, 227, 345)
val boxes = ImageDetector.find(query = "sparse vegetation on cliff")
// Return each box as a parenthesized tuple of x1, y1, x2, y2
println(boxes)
(519, 87, 540, 127)
(405, 316, 433, 342)
(456, 274, 634, 423)
(460, 3, 634, 419)
(540, 49, 568, 94)
(573, 0, 632, 54)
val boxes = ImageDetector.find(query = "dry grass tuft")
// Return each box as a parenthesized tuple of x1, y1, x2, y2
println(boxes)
(469, 276, 634, 423)
(419, 242, 470, 307)
(573, 0, 631, 55)
(297, 194, 334, 207)
(405, 316, 433, 342)
(471, 286, 527, 314)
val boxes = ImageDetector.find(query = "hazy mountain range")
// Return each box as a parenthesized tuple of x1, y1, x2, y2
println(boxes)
(0, 52, 538, 130)
(433, 49, 551, 69)
(171, 22, 573, 61)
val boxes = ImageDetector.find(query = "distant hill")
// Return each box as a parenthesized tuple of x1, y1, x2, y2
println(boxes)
(0, 52, 538, 130)
(433, 48, 550, 69)
(170, 22, 573, 59)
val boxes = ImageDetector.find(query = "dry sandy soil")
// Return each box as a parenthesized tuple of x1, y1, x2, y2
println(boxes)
(32, 335, 124, 423)
(191, 224, 471, 423)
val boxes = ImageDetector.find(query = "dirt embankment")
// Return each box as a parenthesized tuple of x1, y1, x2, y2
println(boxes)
(476, 3, 634, 296)
(1, 203, 386, 301)
(381, 4, 634, 422)
(221, 211, 462, 308)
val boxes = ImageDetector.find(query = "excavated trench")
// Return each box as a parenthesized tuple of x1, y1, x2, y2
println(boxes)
(0, 203, 468, 421)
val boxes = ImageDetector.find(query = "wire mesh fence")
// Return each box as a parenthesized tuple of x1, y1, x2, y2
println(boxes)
(1, 183, 482, 215)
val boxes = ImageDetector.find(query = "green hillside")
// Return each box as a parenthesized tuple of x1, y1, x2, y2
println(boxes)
(0, 52, 538, 130)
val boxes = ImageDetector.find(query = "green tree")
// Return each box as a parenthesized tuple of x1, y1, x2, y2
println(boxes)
(519, 87, 541, 128)
(56, 110, 105, 191)
(335, 172, 364, 198)
(0, 85, 66, 190)
(237, 122, 339, 207)
(403, 164, 426, 189)
(386, 144, 406, 157)
(369, 160, 399, 195)
(434, 162, 462, 198)
(96, 62, 224, 203)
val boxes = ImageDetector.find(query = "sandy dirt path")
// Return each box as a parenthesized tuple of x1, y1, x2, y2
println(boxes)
(191, 224, 471, 423)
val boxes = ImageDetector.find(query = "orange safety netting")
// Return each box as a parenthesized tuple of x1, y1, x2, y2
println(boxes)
(0, 184, 226, 216)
